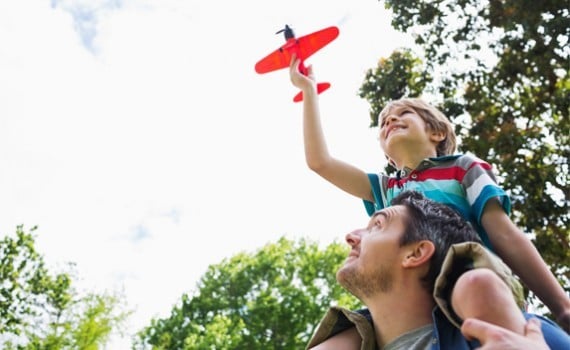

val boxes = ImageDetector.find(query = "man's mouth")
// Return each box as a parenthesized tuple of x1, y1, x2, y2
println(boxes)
(348, 250, 359, 259)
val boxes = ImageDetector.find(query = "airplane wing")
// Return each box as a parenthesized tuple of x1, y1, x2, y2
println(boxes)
(295, 26, 339, 63)
(254, 47, 291, 74)
(254, 26, 339, 74)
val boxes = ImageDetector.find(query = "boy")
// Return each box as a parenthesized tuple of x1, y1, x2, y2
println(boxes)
(288, 56, 570, 347)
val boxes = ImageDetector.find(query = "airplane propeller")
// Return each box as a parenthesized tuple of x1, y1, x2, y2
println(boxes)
(275, 25, 295, 40)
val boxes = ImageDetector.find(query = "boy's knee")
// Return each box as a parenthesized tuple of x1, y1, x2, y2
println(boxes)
(456, 268, 507, 295)
(451, 268, 527, 334)
(452, 268, 511, 314)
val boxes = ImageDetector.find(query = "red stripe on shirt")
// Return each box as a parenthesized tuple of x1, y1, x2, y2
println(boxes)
(386, 161, 492, 189)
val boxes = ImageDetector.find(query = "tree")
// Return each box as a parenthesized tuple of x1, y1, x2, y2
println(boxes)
(359, 48, 432, 127)
(135, 237, 361, 350)
(358, 0, 569, 309)
(0, 225, 130, 349)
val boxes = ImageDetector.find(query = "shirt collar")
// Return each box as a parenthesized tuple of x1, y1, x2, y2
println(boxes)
(398, 154, 462, 178)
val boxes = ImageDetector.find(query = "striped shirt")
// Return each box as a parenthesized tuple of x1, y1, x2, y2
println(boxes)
(364, 154, 511, 249)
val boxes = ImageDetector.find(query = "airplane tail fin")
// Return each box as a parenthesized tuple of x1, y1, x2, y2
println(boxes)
(293, 82, 331, 102)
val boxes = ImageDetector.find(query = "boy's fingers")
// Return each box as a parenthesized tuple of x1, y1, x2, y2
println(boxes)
(289, 54, 297, 67)
(556, 310, 570, 333)
(307, 65, 314, 78)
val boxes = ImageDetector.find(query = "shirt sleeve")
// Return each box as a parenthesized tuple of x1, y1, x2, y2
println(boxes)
(460, 155, 511, 227)
(363, 173, 385, 217)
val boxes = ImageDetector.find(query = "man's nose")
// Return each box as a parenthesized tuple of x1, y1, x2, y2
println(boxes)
(345, 229, 362, 247)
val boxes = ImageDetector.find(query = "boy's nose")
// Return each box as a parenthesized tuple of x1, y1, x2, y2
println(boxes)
(385, 114, 399, 125)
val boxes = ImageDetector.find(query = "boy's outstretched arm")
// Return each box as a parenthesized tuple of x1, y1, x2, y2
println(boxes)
(482, 199, 570, 333)
(289, 56, 373, 202)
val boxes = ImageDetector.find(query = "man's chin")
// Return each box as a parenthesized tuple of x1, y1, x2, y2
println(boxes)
(336, 268, 366, 299)
(336, 265, 356, 285)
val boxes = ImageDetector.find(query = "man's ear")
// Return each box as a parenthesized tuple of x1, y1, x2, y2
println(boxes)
(402, 241, 435, 268)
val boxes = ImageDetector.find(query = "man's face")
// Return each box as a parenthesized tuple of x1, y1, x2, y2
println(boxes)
(336, 205, 408, 299)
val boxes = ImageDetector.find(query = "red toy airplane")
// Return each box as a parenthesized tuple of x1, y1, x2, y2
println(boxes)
(254, 24, 339, 102)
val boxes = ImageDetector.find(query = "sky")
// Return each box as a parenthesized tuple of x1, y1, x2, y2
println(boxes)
(0, 0, 413, 348)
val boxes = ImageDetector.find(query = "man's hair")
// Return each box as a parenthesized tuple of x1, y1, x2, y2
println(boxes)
(379, 98, 457, 156)
(391, 191, 481, 293)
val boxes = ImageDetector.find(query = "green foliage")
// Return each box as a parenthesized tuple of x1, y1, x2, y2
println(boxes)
(135, 237, 361, 349)
(364, 0, 569, 302)
(359, 48, 431, 127)
(0, 225, 130, 349)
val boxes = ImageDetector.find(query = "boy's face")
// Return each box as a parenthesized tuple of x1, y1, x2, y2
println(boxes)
(378, 106, 442, 161)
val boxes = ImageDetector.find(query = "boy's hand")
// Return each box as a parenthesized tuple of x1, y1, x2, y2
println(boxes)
(461, 317, 549, 350)
(557, 308, 570, 334)
(289, 54, 316, 91)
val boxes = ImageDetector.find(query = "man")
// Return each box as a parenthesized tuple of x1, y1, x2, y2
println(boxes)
(307, 191, 569, 349)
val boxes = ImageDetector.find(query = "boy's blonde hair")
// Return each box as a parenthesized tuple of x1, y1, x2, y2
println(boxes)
(379, 97, 457, 156)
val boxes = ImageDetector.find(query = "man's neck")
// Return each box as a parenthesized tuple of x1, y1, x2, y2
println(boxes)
(365, 287, 435, 348)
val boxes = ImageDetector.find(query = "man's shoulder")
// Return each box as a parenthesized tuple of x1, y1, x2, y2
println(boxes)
(306, 307, 377, 350)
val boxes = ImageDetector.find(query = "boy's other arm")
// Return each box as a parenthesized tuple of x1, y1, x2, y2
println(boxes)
(481, 199, 570, 332)
(290, 57, 373, 203)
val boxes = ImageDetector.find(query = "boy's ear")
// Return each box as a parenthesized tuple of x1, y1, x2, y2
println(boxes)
(402, 240, 435, 268)
(430, 130, 446, 143)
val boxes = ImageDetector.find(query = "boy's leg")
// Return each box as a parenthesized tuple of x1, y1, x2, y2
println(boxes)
(308, 327, 360, 350)
(451, 268, 526, 334)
